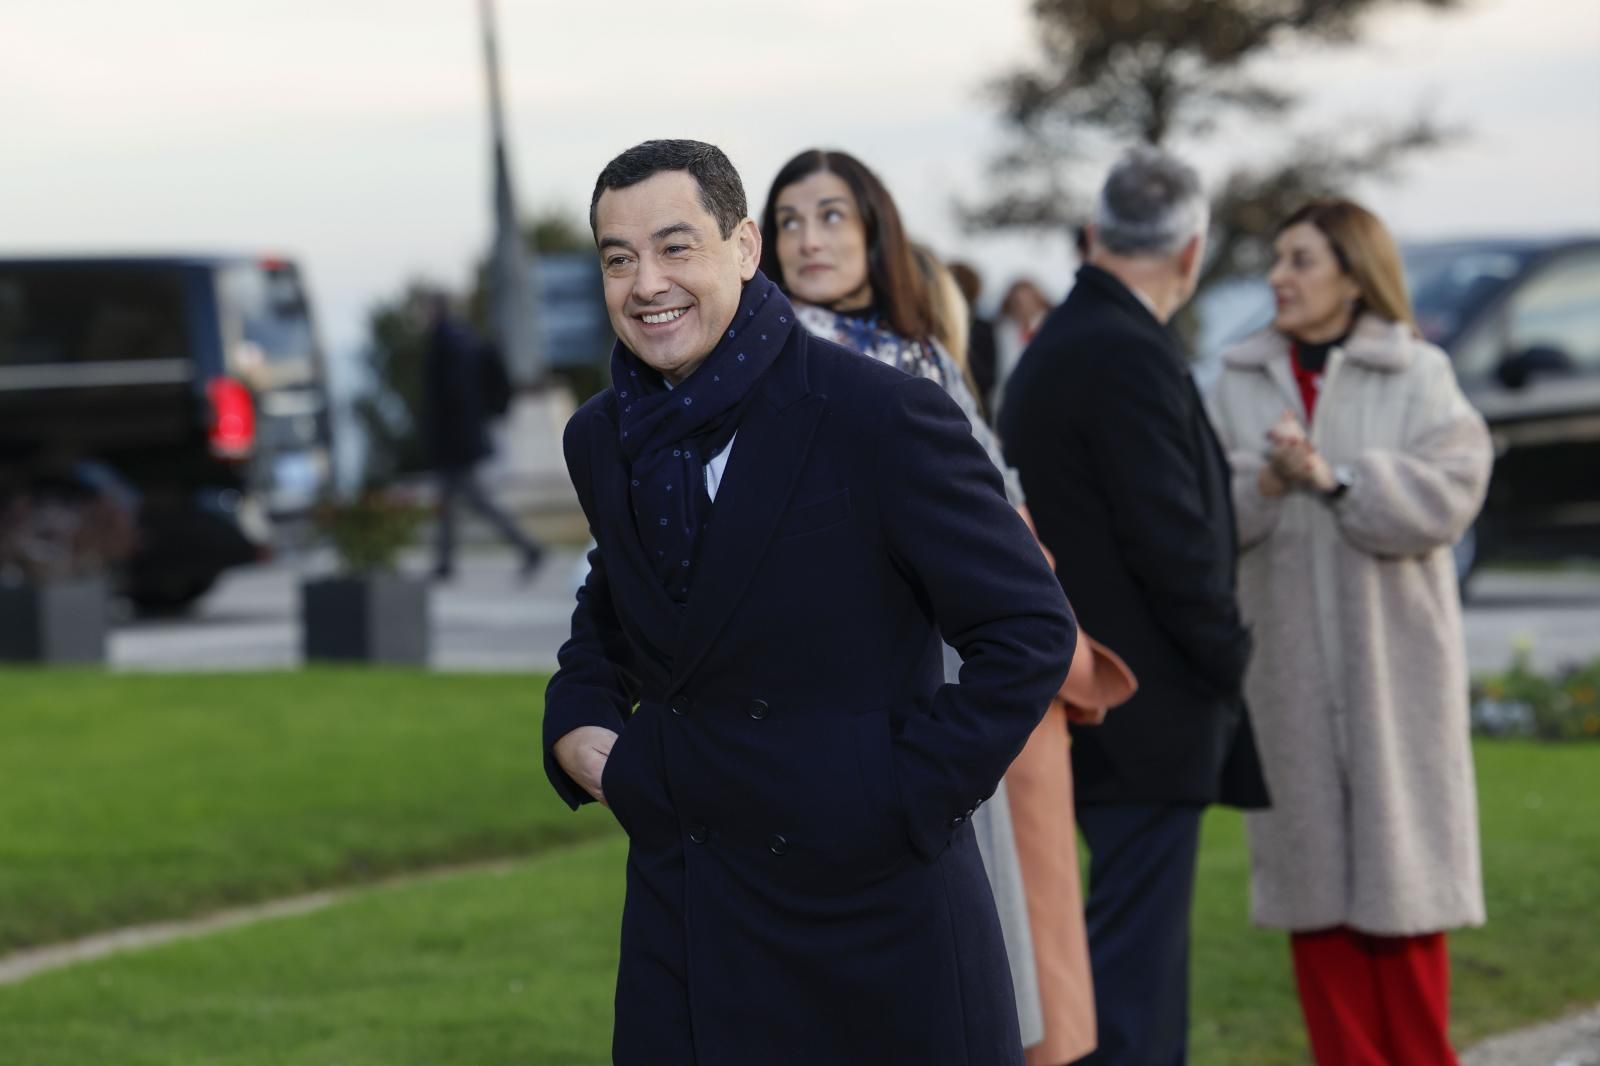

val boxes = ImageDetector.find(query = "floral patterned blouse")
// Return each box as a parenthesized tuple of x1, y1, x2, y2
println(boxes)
(793, 301, 1024, 505)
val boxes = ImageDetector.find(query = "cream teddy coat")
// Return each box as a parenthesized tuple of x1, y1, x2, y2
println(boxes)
(1208, 315, 1492, 934)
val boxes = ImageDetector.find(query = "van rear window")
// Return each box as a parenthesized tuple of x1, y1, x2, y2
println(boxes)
(221, 263, 315, 363)
(0, 266, 192, 367)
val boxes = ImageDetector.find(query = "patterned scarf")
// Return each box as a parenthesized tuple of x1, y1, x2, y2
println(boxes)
(611, 271, 795, 603)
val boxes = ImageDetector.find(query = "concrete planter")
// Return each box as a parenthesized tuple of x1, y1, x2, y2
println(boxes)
(301, 574, 430, 665)
(0, 578, 110, 664)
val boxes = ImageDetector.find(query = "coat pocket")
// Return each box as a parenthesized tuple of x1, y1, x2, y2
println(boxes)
(774, 488, 851, 540)
(600, 723, 635, 836)
(850, 710, 915, 862)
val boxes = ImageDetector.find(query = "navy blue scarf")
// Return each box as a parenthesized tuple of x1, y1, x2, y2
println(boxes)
(611, 271, 795, 603)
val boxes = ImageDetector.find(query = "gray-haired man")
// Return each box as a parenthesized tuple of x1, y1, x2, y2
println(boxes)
(998, 146, 1269, 1064)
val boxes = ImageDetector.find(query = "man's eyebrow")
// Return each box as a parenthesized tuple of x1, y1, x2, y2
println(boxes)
(598, 236, 634, 252)
(652, 222, 702, 242)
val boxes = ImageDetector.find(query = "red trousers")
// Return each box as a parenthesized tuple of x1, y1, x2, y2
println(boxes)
(1290, 927, 1459, 1066)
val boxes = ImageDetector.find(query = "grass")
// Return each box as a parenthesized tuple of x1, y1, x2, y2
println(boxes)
(0, 838, 627, 1066)
(3, 736, 1596, 1063)
(0, 670, 618, 953)
(1189, 740, 1600, 1063)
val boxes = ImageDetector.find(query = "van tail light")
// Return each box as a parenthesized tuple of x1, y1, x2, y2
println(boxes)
(207, 377, 256, 460)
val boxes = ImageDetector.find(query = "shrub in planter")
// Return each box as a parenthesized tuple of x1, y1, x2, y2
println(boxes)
(0, 479, 136, 664)
(301, 488, 432, 665)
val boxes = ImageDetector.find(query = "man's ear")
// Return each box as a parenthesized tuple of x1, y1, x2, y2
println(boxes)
(1177, 233, 1204, 282)
(734, 218, 761, 282)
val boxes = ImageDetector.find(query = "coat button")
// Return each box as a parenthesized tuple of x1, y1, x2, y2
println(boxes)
(748, 699, 770, 720)
(768, 834, 789, 855)
(688, 824, 709, 844)
(949, 814, 966, 828)
(670, 696, 692, 717)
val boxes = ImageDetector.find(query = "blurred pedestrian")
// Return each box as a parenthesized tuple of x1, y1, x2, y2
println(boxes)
(1000, 145, 1269, 1066)
(762, 147, 1136, 1065)
(1207, 198, 1491, 1066)
(948, 260, 999, 423)
(992, 278, 1053, 418)
(422, 292, 544, 581)
(546, 138, 1075, 1066)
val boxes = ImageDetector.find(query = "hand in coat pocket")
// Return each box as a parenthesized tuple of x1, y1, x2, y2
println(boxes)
(553, 725, 619, 805)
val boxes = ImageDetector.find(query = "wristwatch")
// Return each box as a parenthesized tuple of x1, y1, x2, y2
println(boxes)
(1323, 465, 1353, 502)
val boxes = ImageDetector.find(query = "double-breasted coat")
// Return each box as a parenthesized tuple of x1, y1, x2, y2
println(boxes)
(543, 323, 1078, 1065)
(1208, 316, 1492, 934)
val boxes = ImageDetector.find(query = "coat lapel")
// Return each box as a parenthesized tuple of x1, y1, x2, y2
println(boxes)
(587, 405, 683, 670)
(670, 333, 823, 691)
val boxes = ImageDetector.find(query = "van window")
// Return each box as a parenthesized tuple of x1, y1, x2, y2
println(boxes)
(0, 266, 191, 367)
(1506, 252, 1600, 373)
(1409, 249, 1526, 349)
(220, 262, 315, 363)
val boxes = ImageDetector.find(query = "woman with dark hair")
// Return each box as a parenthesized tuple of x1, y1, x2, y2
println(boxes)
(1208, 198, 1492, 1065)
(759, 150, 994, 462)
(761, 148, 1134, 1066)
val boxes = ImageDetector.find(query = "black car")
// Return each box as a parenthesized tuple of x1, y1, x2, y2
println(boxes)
(1407, 237, 1600, 582)
(1195, 235, 1600, 587)
(0, 255, 334, 611)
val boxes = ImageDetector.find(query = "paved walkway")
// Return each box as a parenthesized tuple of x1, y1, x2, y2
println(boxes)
(1463, 1003, 1600, 1066)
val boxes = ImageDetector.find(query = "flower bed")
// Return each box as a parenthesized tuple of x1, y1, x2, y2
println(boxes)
(1471, 648, 1600, 741)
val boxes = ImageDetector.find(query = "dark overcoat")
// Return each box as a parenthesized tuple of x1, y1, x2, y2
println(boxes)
(422, 317, 492, 471)
(544, 325, 1077, 1066)
(999, 265, 1267, 809)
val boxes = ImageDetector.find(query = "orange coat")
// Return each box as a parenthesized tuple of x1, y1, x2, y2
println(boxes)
(1012, 635, 1136, 1065)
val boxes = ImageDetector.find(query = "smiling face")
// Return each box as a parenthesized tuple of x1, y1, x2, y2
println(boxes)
(771, 170, 872, 310)
(1269, 222, 1362, 343)
(595, 170, 760, 385)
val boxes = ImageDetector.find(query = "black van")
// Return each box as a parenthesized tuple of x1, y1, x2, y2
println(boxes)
(1406, 237, 1600, 580)
(0, 255, 334, 611)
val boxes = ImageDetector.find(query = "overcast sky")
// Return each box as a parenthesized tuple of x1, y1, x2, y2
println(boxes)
(3, 0, 1597, 367)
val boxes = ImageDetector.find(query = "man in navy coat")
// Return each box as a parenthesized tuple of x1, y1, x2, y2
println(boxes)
(543, 139, 1077, 1065)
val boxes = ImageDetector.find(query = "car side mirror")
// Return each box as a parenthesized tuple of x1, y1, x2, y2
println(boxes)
(1496, 345, 1574, 390)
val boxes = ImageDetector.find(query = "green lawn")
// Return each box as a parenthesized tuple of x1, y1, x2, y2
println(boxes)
(1190, 740, 1600, 1062)
(2, 732, 1595, 1064)
(0, 670, 616, 952)
(0, 838, 627, 1066)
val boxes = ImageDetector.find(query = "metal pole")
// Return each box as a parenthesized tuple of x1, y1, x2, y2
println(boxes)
(478, 0, 545, 384)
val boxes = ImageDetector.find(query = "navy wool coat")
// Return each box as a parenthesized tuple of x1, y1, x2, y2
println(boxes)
(544, 325, 1077, 1066)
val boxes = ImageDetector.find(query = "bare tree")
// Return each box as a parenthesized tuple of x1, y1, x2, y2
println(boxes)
(964, 0, 1467, 290)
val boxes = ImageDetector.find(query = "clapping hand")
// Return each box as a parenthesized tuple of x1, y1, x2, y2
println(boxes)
(1264, 410, 1336, 494)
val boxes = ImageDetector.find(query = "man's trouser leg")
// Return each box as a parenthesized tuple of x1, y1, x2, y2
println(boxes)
(459, 467, 543, 560)
(434, 469, 463, 574)
(1075, 803, 1203, 1066)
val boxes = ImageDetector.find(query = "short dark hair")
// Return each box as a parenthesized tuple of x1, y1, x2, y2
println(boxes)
(589, 139, 748, 240)
(758, 149, 934, 343)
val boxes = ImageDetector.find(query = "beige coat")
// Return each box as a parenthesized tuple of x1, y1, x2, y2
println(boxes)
(1207, 316, 1492, 935)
